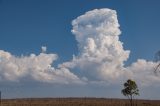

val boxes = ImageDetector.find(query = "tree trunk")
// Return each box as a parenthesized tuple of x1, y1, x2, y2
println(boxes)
(130, 95, 133, 106)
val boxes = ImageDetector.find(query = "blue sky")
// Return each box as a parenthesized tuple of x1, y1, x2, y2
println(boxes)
(1, 0, 160, 64)
(0, 0, 160, 99)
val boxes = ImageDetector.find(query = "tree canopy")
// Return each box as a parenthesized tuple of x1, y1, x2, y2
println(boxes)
(121, 79, 139, 106)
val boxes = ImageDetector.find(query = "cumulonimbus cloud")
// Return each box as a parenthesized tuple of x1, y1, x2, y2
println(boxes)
(0, 8, 159, 86)
(61, 9, 130, 83)
(60, 9, 160, 86)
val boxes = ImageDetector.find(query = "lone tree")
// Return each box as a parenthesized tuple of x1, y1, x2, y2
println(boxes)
(121, 79, 139, 106)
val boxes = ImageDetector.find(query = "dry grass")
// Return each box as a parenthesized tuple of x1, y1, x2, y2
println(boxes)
(0, 98, 160, 106)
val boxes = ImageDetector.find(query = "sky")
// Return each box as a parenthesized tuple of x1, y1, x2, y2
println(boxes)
(0, 0, 160, 99)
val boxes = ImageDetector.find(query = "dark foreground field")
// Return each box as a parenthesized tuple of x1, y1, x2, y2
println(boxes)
(1, 98, 160, 106)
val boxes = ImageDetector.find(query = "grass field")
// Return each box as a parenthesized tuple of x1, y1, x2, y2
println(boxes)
(0, 98, 160, 106)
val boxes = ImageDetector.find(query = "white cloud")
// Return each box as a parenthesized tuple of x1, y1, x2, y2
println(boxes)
(0, 49, 83, 84)
(60, 8, 160, 86)
(41, 46, 47, 53)
(0, 8, 159, 88)
(126, 59, 160, 87)
(61, 8, 130, 83)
